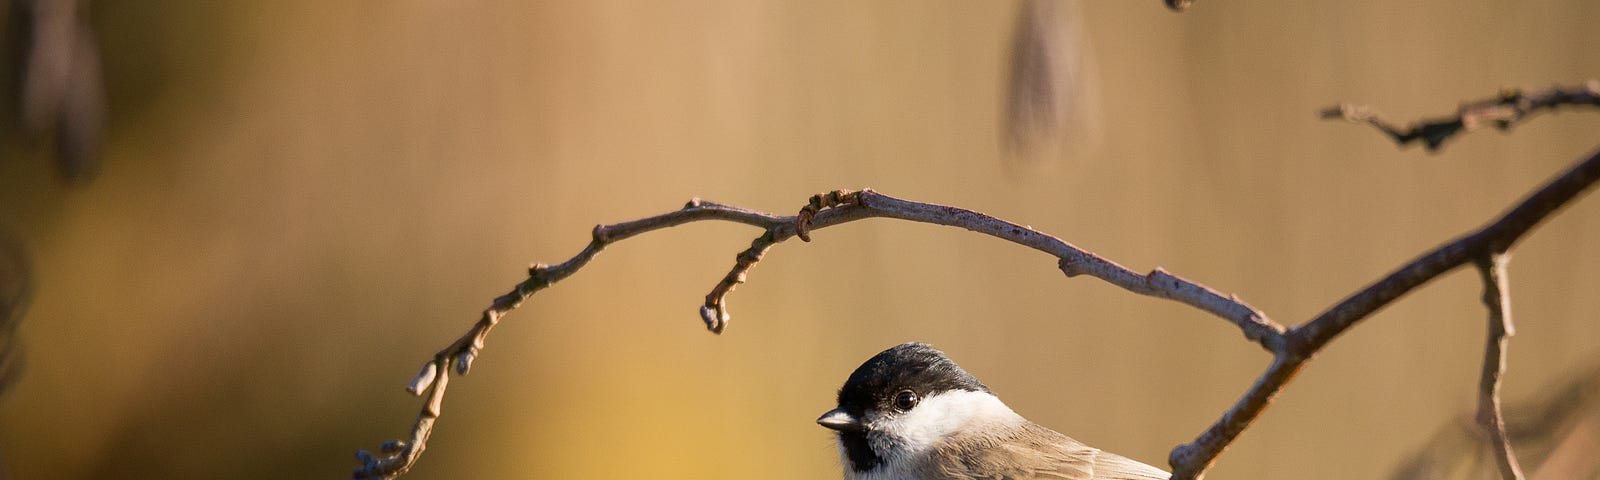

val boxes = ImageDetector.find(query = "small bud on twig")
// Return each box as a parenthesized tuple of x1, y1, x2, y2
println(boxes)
(699, 304, 728, 334)
(380, 440, 407, 454)
(406, 362, 438, 396)
(455, 349, 476, 375)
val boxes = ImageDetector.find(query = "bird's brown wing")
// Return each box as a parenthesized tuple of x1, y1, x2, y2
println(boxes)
(930, 422, 1170, 480)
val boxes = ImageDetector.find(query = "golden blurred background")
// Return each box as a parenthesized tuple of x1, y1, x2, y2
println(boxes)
(1, 1, 1598, 479)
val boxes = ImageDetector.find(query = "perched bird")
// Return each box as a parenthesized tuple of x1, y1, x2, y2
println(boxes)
(818, 343, 1168, 480)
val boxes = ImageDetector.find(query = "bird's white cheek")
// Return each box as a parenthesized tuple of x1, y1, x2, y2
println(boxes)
(873, 390, 1024, 453)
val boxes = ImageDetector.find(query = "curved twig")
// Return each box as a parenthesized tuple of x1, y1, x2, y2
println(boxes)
(353, 189, 1280, 478)
(353, 198, 801, 478)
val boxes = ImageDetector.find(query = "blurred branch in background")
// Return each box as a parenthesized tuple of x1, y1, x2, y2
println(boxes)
(1, 2, 101, 477)
(1473, 255, 1523, 479)
(0, 231, 28, 396)
(1321, 81, 1600, 152)
(1, 0, 105, 391)
(1393, 362, 1600, 480)
(0, 232, 28, 480)
(1002, 0, 1102, 166)
(1, 0, 103, 388)
(7, 0, 105, 182)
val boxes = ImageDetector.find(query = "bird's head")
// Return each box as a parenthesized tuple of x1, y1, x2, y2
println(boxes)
(818, 342, 1020, 473)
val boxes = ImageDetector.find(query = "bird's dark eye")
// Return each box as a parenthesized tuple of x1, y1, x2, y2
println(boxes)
(893, 390, 919, 411)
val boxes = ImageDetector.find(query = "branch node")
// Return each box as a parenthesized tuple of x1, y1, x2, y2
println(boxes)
(684, 197, 703, 209)
(1168, 442, 1213, 480)
(591, 224, 611, 244)
(1146, 267, 1177, 293)
(1058, 261, 1083, 278)
(380, 440, 407, 454)
(1056, 258, 1085, 277)
(454, 349, 476, 375)
(795, 189, 861, 242)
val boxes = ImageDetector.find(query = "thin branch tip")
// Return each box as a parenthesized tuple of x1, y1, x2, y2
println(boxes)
(1325, 80, 1600, 151)
(699, 304, 729, 334)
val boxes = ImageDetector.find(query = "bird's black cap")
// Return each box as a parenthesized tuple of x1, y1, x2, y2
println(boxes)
(836, 342, 990, 412)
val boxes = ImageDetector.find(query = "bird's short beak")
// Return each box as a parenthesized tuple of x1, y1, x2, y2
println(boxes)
(816, 407, 864, 433)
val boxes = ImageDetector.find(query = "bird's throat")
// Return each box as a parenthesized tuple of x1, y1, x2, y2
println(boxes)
(838, 431, 881, 473)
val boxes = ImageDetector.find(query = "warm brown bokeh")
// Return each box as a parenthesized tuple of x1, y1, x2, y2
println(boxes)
(1, 1, 1597, 479)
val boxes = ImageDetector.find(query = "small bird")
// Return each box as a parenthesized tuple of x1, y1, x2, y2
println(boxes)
(817, 342, 1169, 480)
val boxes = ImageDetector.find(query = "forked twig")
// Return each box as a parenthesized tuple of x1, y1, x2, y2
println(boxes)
(1172, 83, 1600, 480)
(1169, 144, 1600, 478)
(1320, 81, 1600, 151)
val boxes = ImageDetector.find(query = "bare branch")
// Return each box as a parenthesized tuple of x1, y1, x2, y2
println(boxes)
(1291, 144, 1600, 350)
(1169, 146, 1600, 479)
(1474, 254, 1524, 480)
(1321, 80, 1600, 151)
(358, 83, 1600, 479)
(1164, 80, 1600, 477)
(354, 188, 1283, 478)
(846, 191, 1287, 351)
(353, 199, 798, 479)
